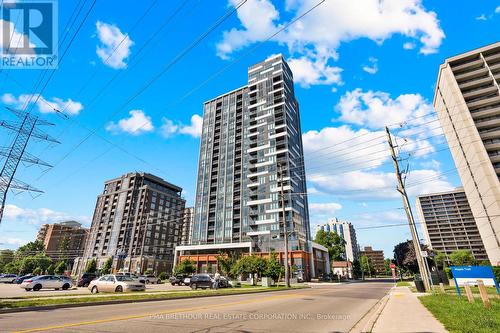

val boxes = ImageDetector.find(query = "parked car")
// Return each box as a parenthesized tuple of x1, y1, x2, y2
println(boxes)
(0, 274, 18, 283)
(189, 274, 213, 290)
(20, 275, 73, 291)
(169, 275, 188, 286)
(88, 274, 146, 293)
(139, 274, 160, 284)
(77, 272, 98, 287)
(183, 276, 191, 285)
(217, 276, 231, 288)
(15, 274, 35, 284)
(117, 273, 146, 284)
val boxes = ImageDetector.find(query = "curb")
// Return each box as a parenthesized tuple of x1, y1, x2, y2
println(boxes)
(349, 286, 394, 333)
(0, 287, 303, 314)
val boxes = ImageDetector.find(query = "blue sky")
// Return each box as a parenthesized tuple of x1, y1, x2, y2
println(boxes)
(1, 0, 499, 258)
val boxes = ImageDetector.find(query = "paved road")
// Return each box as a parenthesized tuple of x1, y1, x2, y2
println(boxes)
(0, 281, 393, 333)
(0, 283, 189, 299)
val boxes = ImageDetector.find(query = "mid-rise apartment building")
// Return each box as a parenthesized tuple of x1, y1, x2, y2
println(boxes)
(434, 42, 500, 265)
(175, 55, 327, 280)
(74, 172, 185, 275)
(37, 221, 88, 262)
(417, 188, 488, 262)
(359, 246, 385, 274)
(316, 218, 359, 262)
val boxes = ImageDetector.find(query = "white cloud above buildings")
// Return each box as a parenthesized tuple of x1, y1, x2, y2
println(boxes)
(161, 114, 203, 138)
(216, 0, 444, 87)
(1, 93, 84, 115)
(106, 110, 154, 135)
(96, 21, 134, 69)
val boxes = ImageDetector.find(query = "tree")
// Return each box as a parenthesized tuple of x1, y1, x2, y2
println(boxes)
(230, 255, 267, 285)
(352, 260, 362, 279)
(174, 259, 196, 275)
(433, 251, 447, 270)
(46, 263, 55, 275)
(216, 251, 236, 278)
(58, 236, 71, 267)
(54, 261, 66, 275)
(314, 230, 345, 262)
(264, 252, 284, 281)
(393, 240, 419, 274)
(101, 257, 113, 274)
(384, 258, 392, 276)
(33, 267, 42, 275)
(0, 249, 14, 272)
(15, 241, 45, 260)
(18, 253, 52, 275)
(449, 250, 476, 266)
(85, 258, 97, 274)
(361, 255, 374, 277)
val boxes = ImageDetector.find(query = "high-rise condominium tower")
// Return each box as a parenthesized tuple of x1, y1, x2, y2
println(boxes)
(416, 188, 488, 262)
(75, 172, 185, 275)
(176, 55, 319, 279)
(316, 218, 359, 262)
(434, 42, 500, 265)
(191, 54, 310, 251)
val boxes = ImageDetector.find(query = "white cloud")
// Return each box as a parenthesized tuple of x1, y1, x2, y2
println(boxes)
(403, 42, 415, 50)
(160, 118, 179, 138)
(3, 204, 91, 227)
(1, 93, 84, 115)
(475, 14, 487, 21)
(288, 55, 342, 87)
(309, 202, 342, 215)
(336, 89, 439, 138)
(216, 0, 444, 87)
(496, 6, 500, 14)
(216, 0, 280, 59)
(308, 168, 454, 200)
(106, 110, 154, 135)
(96, 21, 134, 69)
(362, 57, 378, 74)
(179, 114, 203, 138)
(161, 114, 203, 138)
(0, 237, 28, 248)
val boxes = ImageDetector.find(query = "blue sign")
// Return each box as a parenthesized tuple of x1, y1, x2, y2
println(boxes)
(451, 266, 500, 296)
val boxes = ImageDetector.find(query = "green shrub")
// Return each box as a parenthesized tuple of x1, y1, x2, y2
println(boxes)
(158, 272, 168, 281)
(444, 267, 452, 279)
(493, 266, 500, 284)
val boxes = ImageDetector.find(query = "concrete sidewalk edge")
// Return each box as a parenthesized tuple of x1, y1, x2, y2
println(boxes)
(348, 285, 394, 333)
(0, 287, 304, 314)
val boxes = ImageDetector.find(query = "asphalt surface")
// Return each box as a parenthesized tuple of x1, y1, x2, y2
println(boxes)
(0, 281, 393, 333)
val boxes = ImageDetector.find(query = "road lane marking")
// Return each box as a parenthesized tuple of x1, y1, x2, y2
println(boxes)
(13, 292, 309, 333)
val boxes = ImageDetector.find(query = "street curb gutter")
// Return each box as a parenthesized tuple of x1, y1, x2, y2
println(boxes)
(349, 286, 394, 333)
(0, 287, 304, 314)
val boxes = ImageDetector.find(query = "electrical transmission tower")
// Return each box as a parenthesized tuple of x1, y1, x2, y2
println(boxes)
(0, 107, 60, 224)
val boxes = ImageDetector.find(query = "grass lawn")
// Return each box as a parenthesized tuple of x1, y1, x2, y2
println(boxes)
(0, 285, 306, 310)
(419, 294, 500, 333)
(442, 285, 499, 296)
(396, 281, 411, 287)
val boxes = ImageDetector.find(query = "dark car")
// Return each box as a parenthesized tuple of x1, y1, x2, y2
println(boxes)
(77, 273, 98, 287)
(15, 274, 35, 284)
(189, 274, 213, 290)
(169, 275, 188, 286)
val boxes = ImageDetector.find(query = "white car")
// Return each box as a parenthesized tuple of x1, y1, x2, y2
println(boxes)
(0, 274, 18, 283)
(20, 275, 73, 291)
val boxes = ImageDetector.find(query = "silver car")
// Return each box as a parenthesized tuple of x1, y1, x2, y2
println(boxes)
(88, 274, 145, 293)
(20, 275, 73, 291)
(0, 274, 18, 283)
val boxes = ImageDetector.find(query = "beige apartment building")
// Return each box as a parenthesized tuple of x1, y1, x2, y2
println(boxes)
(434, 42, 500, 265)
(416, 189, 488, 262)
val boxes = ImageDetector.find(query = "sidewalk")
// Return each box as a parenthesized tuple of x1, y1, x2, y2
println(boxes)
(372, 287, 448, 333)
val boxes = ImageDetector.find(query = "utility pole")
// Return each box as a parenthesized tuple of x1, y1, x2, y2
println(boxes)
(385, 126, 431, 291)
(278, 163, 290, 288)
(358, 244, 365, 281)
(0, 107, 58, 224)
